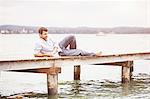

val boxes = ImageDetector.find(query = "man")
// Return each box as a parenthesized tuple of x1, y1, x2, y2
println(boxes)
(34, 27, 101, 57)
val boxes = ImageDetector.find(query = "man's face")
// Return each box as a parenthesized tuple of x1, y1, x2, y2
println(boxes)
(39, 31, 48, 41)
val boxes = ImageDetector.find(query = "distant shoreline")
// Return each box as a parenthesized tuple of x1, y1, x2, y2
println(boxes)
(0, 25, 150, 34)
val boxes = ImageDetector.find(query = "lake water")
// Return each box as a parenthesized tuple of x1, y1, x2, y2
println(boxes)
(0, 34, 150, 99)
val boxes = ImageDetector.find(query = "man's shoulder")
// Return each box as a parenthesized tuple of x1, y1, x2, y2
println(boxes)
(47, 37, 53, 41)
(35, 39, 43, 45)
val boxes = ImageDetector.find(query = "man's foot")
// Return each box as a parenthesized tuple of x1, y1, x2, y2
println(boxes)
(95, 51, 102, 56)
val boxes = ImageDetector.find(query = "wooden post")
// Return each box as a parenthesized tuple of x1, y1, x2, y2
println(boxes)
(47, 73, 58, 95)
(48, 95, 58, 99)
(74, 65, 80, 80)
(121, 61, 133, 83)
(122, 83, 131, 96)
(47, 67, 61, 95)
(130, 63, 134, 80)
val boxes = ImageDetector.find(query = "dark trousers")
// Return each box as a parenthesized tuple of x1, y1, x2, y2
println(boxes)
(59, 35, 95, 56)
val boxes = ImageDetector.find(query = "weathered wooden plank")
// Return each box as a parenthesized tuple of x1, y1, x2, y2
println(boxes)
(1, 52, 150, 62)
(93, 61, 129, 66)
(10, 67, 61, 74)
(0, 60, 54, 70)
(0, 52, 150, 71)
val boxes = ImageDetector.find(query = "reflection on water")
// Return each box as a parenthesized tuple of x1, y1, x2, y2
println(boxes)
(1, 73, 150, 99)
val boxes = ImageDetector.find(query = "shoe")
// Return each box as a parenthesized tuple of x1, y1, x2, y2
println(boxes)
(58, 51, 66, 56)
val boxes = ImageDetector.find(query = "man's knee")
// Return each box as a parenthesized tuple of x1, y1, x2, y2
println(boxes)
(68, 35, 76, 40)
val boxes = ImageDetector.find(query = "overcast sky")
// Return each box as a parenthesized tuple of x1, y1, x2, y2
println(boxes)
(0, 0, 149, 27)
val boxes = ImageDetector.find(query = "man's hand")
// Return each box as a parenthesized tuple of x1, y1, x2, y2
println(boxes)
(43, 54, 54, 57)
(53, 47, 58, 51)
(53, 47, 59, 54)
(95, 51, 102, 56)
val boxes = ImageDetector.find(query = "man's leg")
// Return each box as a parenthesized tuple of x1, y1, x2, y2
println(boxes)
(62, 49, 95, 56)
(59, 35, 76, 50)
(59, 35, 95, 56)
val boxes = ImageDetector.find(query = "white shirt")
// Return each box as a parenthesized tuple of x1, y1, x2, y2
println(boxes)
(34, 37, 61, 56)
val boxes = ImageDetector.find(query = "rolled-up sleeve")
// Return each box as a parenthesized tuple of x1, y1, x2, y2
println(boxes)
(34, 42, 42, 54)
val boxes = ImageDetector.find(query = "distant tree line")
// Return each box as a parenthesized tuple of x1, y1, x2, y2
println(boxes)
(0, 25, 150, 34)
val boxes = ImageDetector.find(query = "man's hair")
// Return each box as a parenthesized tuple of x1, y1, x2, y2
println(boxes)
(38, 27, 48, 34)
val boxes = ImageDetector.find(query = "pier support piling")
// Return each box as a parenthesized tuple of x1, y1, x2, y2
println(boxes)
(121, 61, 133, 83)
(74, 65, 80, 80)
(47, 67, 61, 95)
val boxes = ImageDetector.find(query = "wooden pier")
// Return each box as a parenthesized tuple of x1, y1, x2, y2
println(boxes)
(0, 52, 150, 95)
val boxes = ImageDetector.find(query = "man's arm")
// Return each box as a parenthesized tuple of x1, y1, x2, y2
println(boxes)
(34, 41, 54, 57)
(34, 53, 53, 57)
